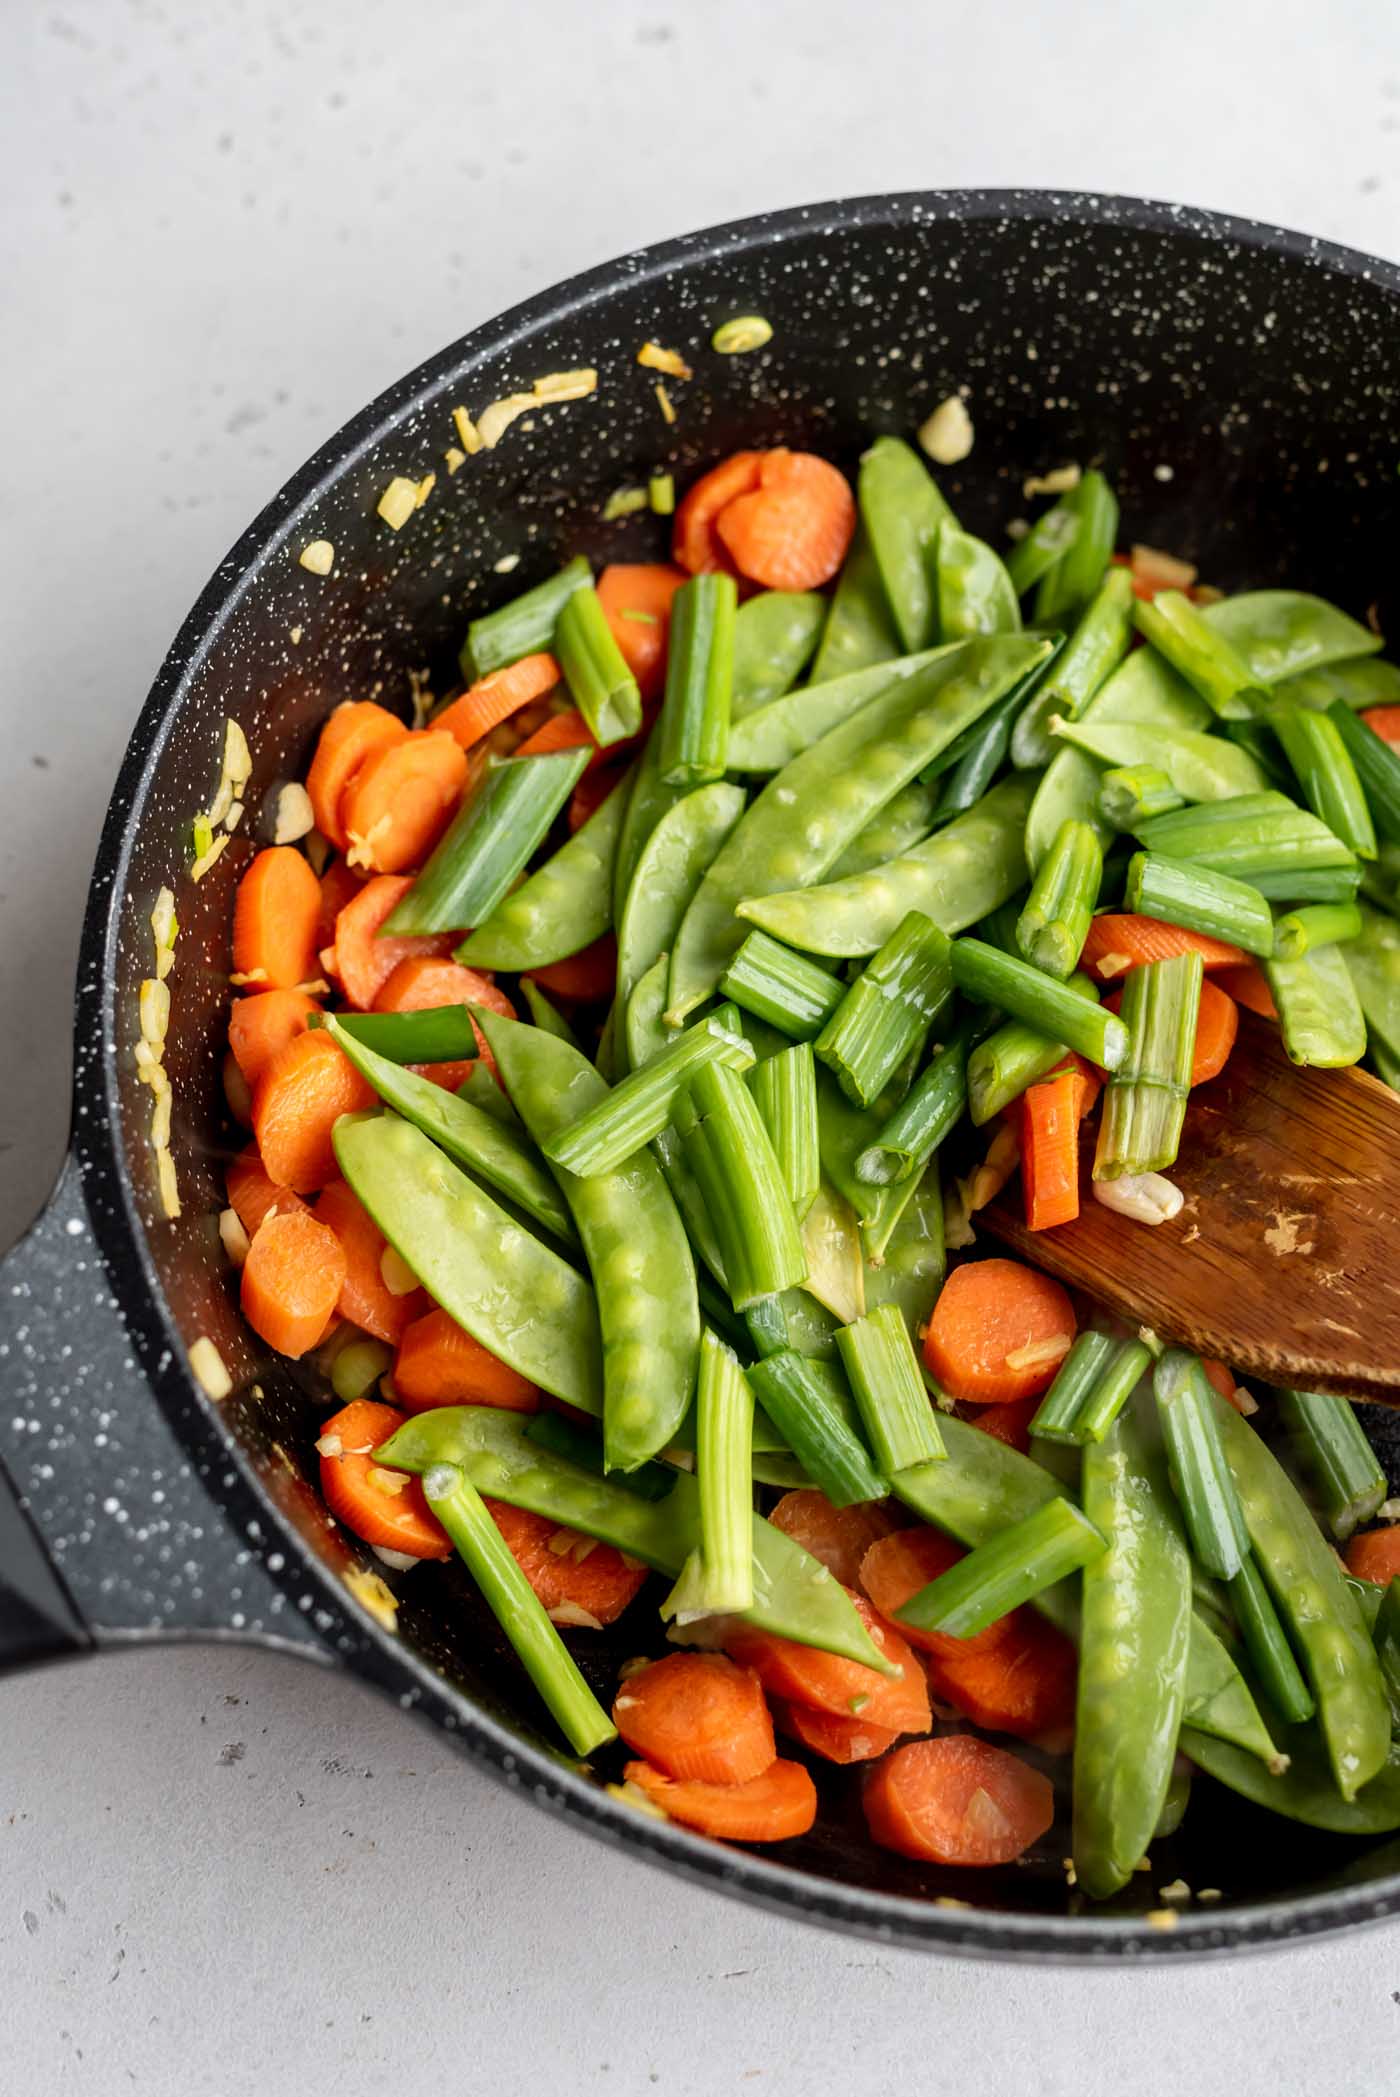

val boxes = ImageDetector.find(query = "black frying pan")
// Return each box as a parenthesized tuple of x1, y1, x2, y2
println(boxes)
(5, 190, 1400, 1961)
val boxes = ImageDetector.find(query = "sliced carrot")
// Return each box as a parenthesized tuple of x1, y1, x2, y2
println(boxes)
(225, 1144, 309, 1236)
(231, 846, 322, 991)
(339, 729, 467, 875)
(715, 449, 857, 592)
(570, 761, 629, 834)
(1199, 1358, 1238, 1404)
(1361, 705, 1400, 748)
(625, 1756, 817, 1843)
(252, 1028, 377, 1192)
(1346, 1528, 1400, 1585)
(373, 953, 513, 1090)
(672, 451, 765, 576)
(1214, 960, 1278, 1020)
(316, 856, 366, 951)
(1080, 913, 1246, 980)
(432, 652, 562, 751)
(526, 933, 618, 1002)
(223, 1051, 254, 1127)
(726, 1592, 931, 1736)
(394, 1306, 539, 1412)
(332, 874, 454, 1012)
(315, 1177, 428, 1343)
(241, 1208, 347, 1359)
(863, 1735, 1055, 1866)
(319, 1397, 453, 1559)
(306, 702, 409, 851)
(512, 708, 602, 762)
(483, 1498, 647, 1624)
(859, 1529, 1011, 1661)
(767, 1490, 900, 1591)
(1102, 975, 1238, 1087)
(922, 1258, 1076, 1405)
(227, 987, 321, 1086)
(612, 1653, 776, 1785)
(927, 1607, 1077, 1740)
(596, 563, 687, 701)
(970, 1396, 1040, 1454)
(774, 1700, 900, 1765)
(1018, 1067, 1083, 1232)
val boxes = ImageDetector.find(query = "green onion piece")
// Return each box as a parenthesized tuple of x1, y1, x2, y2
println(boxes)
(662, 1332, 756, 1619)
(951, 938, 1128, 1069)
(1153, 1350, 1251, 1581)
(712, 315, 773, 355)
(896, 1497, 1107, 1639)
(1029, 1330, 1117, 1444)
(854, 1007, 996, 1184)
(383, 749, 588, 934)
(744, 1293, 790, 1360)
(1073, 1338, 1154, 1442)
(1098, 765, 1186, 831)
(555, 586, 643, 747)
(1125, 851, 1274, 957)
(1228, 1555, 1316, 1725)
(1135, 793, 1359, 900)
(816, 910, 952, 1107)
(419, 1459, 616, 1756)
(545, 1009, 754, 1176)
(1221, 717, 1295, 795)
(1133, 589, 1267, 718)
(1033, 470, 1118, 623)
(719, 929, 845, 1040)
(658, 572, 736, 788)
(324, 1007, 483, 1064)
(1264, 941, 1368, 1067)
(922, 673, 1035, 811)
(1326, 700, 1400, 846)
(1273, 901, 1363, 960)
(602, 486, 648, 521)
(965, 974, 1102, 1125)
(1094, 952, 1202, 1179)
(524, 1413, 675, 1501)
(748, 1044, 820, 1220)
(1004, 502, 1080, 595)
(1015, 818, 1103, 978)
(1272, 704, 1377, 861)
(1012, 565, 1136, 770)
(835, 1303, 945, 1472)
(674, 1061, 808, 1309)
(746, 1350, 888, 1507)
(1277, 1389, 1387, 1540)
(649, 472, 676, 516)
(463, 554, 591, 679)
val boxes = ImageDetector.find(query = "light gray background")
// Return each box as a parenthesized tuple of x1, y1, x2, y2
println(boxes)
(4, 2, 1400, 2089)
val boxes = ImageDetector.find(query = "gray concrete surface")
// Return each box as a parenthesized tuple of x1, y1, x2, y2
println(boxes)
(4, 2, 1400, 2089)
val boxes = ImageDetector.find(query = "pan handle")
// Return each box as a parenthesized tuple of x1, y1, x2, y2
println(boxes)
(0, 1152, 325, 1674)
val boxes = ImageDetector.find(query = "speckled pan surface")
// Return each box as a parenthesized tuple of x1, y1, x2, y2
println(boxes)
(6, 190, 1400, 1959)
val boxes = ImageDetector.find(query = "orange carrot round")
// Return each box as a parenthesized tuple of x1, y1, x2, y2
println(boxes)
(970, 1396, 1040, 1454)
(394, 1306, 539, 1412)
(860, 1529, 1011, 1660)
(596, 563, 687, 700)
(714, 448, 857, 591)
(316, 856, 366, 950)
(922, 1258, 1076, 1405)
(1079, 913, 1246, 980)
(926, 1608, 1077, 1740)
(727, 1592, 930, 1736)
(1346, 1528, 1400, 1585)
(315, 1177, 427, 1343)
(225, 1144, 309, 1237)
(332, 874, 454, 1011)
(251, 1028, 376, 1192)
(232, 846, 322, 991)
(612, 1653, 776, 1785)
(227, 987, 321, 1086)
(373, 953, 513, 1089)
(1103, 976, 1238, 1087)
(624, 1756, 817, 1843)
(1361, 705, 1400, 748)
(512, 708, 602, 762)
(525, 932, 618, 1003)
(432, 653, 562, 751)
(766, 1489, 900, 1590)
(339, 728, 467, 875)
(241, 1208, 347, 1359)
(863, 1736, 1055, 1866)
(223, 1051, 254, 1127)
(483, 1498, 647, 1624)
(1213, 960, 1278, 1019)
(306, 702, 409, 851)
(318, 1397, 453, 1559)
(672, 451, 764, 575)
(774, 1700, 900, 1765)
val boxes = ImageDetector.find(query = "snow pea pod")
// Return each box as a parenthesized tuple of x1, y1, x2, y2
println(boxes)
(731, 590, 825, 719)
(1264, 942, 1367, 1068)
(624, 957, 730, 1283)
(376, 1404, 892, 1670)
(1050, 719, 1269, 801)
(1181, 1724, 1400, 1834)
(1342, 901, 1400, 1060)
(669, 636, 1049, 1021)
(936, 524, 1020, 639)
(1211, 1389, 1389, 1799)
(322, 1016, 577, 1247)
(1033, 470, 1118, 624)
(615, 781, 746, 1017)
(828, 779, 940, 881)
(1010, 565, 1135, 769)
(1202, 590, 1381, 686)
(519, 979, 579, 1047)
(797, 1180, 866, 1325)
(1073, 1406, 1192, 1899)
(815, 1064, 927, 1260)
(725, 646, 955, 774)
(1024, 646, 1211, 870)
(475, 1011, 699, 1473)
(862, 1157, 945, 1346)
(456, 765, 630, 971)
(809, 523, 902, 684)
(742, 774, 1035, 959)
(1276, 656, 1400, 713)
(859, 434, 957, 652)
(334, 1111, 603, 1409)
(613, 733, 682, 922)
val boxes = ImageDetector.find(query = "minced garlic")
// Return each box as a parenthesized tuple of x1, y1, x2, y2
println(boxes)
(377, 477, 419, 531)
(189, 1336, 232, 1401)
(270, 781, 315, 844)
(298, 539, 335, 576)
(918, 395, 974, 466)
(637, 341, 692, 380)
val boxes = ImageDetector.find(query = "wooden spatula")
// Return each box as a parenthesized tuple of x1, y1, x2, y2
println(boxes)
(979, 1010, 1400, 1401)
